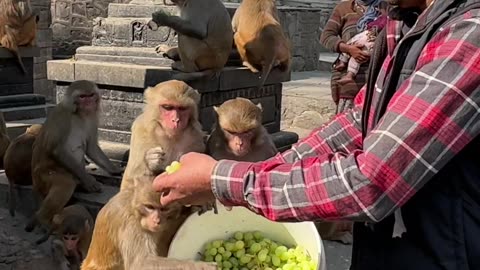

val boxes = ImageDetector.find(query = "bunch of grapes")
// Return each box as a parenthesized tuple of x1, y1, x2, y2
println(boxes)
(200, 231, 317, 270)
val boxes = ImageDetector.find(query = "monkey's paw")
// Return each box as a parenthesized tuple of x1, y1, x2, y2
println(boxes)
(145, 146, 166, 173)
(155, 44, 170, 57)
(82, 175, 103, 193)
(151, 10, 171, 27)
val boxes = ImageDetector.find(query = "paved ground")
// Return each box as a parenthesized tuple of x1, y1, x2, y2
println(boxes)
(0, 71, 352, 270)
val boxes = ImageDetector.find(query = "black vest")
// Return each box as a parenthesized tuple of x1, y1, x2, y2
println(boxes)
(352, 1, 480, 269)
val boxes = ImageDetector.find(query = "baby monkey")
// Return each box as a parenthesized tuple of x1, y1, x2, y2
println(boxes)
(36, 204, 94, 270)
(207, 97, 278, 162)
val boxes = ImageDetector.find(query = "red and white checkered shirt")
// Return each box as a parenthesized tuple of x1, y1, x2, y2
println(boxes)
(211, 8, 480, 223)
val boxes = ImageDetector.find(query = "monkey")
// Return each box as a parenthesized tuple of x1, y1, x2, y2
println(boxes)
(34, 204, 94, 270)
(0, 0, 39, 74)
(207, 97, 278, 162)
(81, 175, 217, 270)
(4, 124, 42, 217)
(0, 111, 10, 168)
(231, 0, 291, 90)
(25, 80, 123, 233)
(147, 0, 233, 82)
(120, 80, 206, 191)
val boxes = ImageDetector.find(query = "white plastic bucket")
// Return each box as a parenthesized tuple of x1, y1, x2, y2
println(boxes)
(168, 203, 327, 270)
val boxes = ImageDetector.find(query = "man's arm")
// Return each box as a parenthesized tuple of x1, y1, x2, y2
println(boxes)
(319, 3, 345, 53)
(212, 17, 480, 223)
(270, 89, 364, 163)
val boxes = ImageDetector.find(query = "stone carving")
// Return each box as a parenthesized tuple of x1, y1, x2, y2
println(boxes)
(92, 17, 112, 45)
(132, 21, 145, 43)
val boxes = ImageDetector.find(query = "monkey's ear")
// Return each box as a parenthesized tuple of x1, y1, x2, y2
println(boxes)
(213, 106, 219, 113)
(256, 103, 263, 111)
(143, 87, 154, 103)
(84, 220, 91, 232)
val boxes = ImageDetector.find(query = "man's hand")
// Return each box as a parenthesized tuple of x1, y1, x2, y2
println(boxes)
(152, 152, 218, 207)
(349, 43, 370, 64)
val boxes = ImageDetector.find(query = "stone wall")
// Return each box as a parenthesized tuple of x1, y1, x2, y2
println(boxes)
(51, 0, 131, 58)
(32, 0, 55, 101)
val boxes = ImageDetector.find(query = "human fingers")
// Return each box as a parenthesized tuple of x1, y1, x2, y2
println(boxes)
(159, 189, 183, 206)
(152, 171, 175, 193)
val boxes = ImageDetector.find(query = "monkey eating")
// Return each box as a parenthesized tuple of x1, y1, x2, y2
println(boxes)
(0, 0, 39, 74)
(207, 97, 278, 162)
(120, 79, 206, 191)
(231, 0, 291, 90)
(4, 124, 42, 217)
(0, 111, 10, 169)
(81, 175, 217, 270)
(25, 80, 123, 233)
(35, 204, 94, 270)
(147, 0, 233, 82)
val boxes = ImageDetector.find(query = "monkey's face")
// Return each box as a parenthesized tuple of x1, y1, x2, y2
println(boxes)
(224, 129, 255, 157)
(158, 103, 191, 136)
(63, 234, 80, 252)
(75, 92, 99, 115)
(139, 204, 162, 232)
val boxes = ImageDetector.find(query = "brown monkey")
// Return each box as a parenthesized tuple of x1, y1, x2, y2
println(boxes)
(207, 97, 278, 162)
(81, 176, 217, 270)
(25, 80, 123, 233)
(0, 111, 10, 168)
(0, 0, 38, 74)
(4, 124, 42, 217)
(147, 0, 233, 82)
(231, 0, 291, 90)
(35, 204, 94, 270)
(120, 80, 205, 191)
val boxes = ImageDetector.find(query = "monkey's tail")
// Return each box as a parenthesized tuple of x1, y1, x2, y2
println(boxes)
(1, 28, 27, 74)
(35, 228, 53, 245)
(8, 184, 16, 217)
(257, 51, 276, 91)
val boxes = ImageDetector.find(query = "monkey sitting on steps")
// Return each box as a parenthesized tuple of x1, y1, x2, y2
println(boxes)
(147, 0, 233, 82)
(25, 80, 123, 233)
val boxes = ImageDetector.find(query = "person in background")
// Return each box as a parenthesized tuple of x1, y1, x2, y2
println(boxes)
(336, 1, 389, 85)
(152, 0, 480, 269)
(319, 0, 369, 114)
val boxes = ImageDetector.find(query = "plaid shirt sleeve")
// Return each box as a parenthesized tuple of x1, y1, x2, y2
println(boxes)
(211, 15, 480, 223)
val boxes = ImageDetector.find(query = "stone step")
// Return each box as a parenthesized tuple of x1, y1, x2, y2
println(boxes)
(75, 46, 173, 66)
(6, 117, 46, 140)
(0, 104, 55, 122)
(0, 94, 46, 108)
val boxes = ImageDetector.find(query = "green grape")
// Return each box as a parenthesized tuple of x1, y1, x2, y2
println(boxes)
(282, 263, 294, 270)
(215, 254, 223, 262)
(232, 268, 239, 270)
(258, 249, 269, 261)
(276, 268, 283, 270)
(229, 257, 239, 266)
(280, 252, 290, 261)
(222, 268, 229, 270)
(246, 260, 256, 269)
(209, 248, 218, 256)
(272, 255, 281, 266)
(234, 241, 245, 250)
(223, 261, 233, 269)
(246, 239, 256, 248)
(216, 261, 222, 268)
(225, 242, 235, 251)
(240, 268, 249, 270)
(253, 231, 263, 240)
(275, 246, 288, 256)
(204, 255, 214, 262)
(265, 254, 272, 264)
(265, 268, 274, 270)
(244, 232, 254, 241)
(299, 261, 310, 270)
(239, 255, 251, 265)
(218, 247, 226, 254)
(205, 242, 212, 250)
(212, 240, 222, 249)
(270, 242, 279, 252)
(223, 251, 233, 260)
(235, 249, 245, 258)
(234, 232, 244, 240)
(250, 243, 262, 253)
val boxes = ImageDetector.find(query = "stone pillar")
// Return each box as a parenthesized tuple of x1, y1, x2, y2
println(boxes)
(32, 0, 55, 101)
